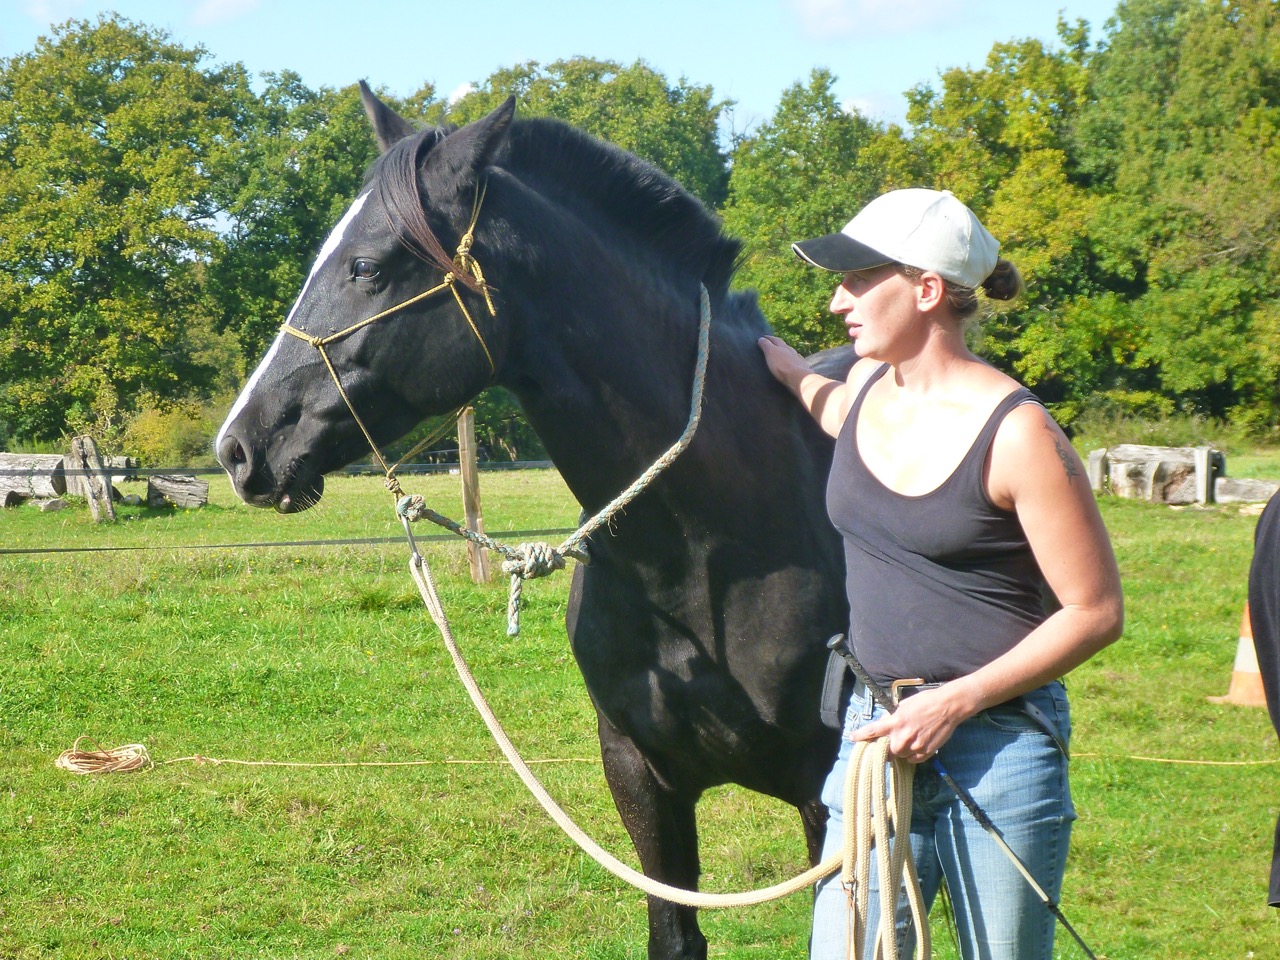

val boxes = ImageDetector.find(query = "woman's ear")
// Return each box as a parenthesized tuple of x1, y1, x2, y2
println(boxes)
(916, 271, 947, 312)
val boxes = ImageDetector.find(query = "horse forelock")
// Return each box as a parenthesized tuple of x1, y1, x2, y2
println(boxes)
(366, 127, 483, 293)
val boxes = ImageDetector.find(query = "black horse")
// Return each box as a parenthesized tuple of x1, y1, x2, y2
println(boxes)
(217, 84, 851, 959)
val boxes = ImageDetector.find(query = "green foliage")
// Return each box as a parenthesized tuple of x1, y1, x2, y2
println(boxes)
(1060, 0, 1280, 425)
(6, 5, 1280, 450)
(473, 387, 548, 462)
(206, 76, 415, 361)
(121, 399, 224, 467)
(880, 1, 1280, 431)
(721, 70, 924, 353)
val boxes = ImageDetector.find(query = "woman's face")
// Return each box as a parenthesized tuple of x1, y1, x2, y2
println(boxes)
(828, 265, 922, 359)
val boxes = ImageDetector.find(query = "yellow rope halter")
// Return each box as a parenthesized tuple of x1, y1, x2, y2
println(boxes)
(280, 181, 497, 497)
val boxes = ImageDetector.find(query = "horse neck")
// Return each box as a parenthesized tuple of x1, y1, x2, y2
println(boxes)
(502, 270, 720, 513)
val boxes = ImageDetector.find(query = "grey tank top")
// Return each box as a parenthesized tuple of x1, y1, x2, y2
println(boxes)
(827, 363, 1049, 685)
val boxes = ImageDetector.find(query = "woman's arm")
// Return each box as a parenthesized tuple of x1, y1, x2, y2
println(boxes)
(851, 402, 1124, 761)
(757, 335, 872, 438)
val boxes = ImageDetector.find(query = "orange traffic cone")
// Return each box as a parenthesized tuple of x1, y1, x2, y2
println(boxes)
(1208, 602, 1268, 707)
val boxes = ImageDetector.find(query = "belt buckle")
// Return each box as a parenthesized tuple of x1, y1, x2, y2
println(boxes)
(890, 677, 928, 707)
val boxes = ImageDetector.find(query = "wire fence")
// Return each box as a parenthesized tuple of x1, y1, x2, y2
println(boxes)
(0, 528, 577, 557)
(0, 460, 555, 478)
(1, 459, 566, 556)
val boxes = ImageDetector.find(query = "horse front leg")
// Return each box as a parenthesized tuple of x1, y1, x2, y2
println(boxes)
(799, 796, 828, 866)
(596, 709, 707, 960)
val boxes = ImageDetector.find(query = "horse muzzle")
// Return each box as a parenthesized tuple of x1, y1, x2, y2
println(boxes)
(216, 431, 325, 513)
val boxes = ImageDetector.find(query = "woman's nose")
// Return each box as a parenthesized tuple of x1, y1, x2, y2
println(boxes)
(830, 282, 855, 314)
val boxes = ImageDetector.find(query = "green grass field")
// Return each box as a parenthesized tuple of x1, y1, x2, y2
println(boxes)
(2, 468, 1278, 958)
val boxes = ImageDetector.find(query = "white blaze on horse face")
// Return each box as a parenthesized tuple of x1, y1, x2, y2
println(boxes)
(217, 192, 372, 449)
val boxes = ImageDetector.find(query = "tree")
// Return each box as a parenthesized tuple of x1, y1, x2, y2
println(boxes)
(1071, 0, 1280, 424)
(0, 15, 252, 443)
(721, 69, 923, 353)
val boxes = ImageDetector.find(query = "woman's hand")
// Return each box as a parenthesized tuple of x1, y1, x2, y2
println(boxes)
(757, 335, 809, 385)
(757, 335, 859, 438)
(848, 685, 977, 764)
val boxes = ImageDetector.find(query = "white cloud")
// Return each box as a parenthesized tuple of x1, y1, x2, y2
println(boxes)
(789, 0, 961, 40)
(447, 82, 475, 105)
(190, 0, 262, 28)
(842, 95, 880, 117)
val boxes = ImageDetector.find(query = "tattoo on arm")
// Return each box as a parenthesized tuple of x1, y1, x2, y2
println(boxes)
(1049, 425, 1081, 482)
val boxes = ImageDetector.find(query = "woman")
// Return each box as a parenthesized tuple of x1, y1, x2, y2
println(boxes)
(757, 188, 1123, 959)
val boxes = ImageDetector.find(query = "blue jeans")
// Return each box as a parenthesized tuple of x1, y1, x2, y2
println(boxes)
(811, 681, 1075, 960)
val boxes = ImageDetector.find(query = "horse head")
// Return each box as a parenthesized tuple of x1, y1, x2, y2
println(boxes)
(216, 86, 516, 511)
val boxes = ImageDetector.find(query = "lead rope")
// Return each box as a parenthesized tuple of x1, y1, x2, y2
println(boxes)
(400, 283, 713, 636)
(844, 739, 930, 959)
(409, 525, 926, 923)
(404, 530, 842, 908)
(392, 281, 852, 909)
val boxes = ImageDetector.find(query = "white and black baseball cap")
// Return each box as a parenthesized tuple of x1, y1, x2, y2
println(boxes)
(792, 188, 999, 289)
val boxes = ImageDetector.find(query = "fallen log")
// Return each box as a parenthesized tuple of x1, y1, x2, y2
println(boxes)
(1215, 476, 1280, 504)
(0, 453, 67, 504)
(146, 475, 209, 509)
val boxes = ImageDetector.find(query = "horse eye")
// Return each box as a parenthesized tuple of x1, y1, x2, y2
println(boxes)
(351, 258, 380, 282)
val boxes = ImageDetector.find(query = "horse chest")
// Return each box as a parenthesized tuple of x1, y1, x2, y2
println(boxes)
(566, 552, 829, 766)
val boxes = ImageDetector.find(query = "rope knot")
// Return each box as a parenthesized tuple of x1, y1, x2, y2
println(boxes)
(502, 542, 565, 637)
(502, 542, 565, 581)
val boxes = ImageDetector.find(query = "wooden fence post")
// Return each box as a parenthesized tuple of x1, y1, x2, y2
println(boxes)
(67, 435, 116, 523)
(457, 406, 491, 583)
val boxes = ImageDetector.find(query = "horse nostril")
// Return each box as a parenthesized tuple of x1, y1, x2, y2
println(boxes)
(217, 433, 250, 473)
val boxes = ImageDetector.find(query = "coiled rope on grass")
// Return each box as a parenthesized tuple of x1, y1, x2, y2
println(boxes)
(56, 737, 152, 775)
(53, 738, 600, 774)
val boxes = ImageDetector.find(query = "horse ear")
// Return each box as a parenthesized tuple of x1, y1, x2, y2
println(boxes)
(425, 96, 516, 197)
(359, 80, 418, 153)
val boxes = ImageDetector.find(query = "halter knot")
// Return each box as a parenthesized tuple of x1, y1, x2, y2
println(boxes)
(502, 542, 565, 581)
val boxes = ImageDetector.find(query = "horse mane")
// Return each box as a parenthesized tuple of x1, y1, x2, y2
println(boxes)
(501, 118, 742, 297)
(366, 116, 743, 301)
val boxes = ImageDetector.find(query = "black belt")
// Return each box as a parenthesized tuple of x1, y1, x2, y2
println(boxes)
(847, 673, 1070, 759)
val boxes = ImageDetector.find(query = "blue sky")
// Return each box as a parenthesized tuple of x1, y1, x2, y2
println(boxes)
(3, 0, 1122, 129)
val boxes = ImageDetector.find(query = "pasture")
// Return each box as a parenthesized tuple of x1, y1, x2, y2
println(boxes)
(1, 468, 1277, 958)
